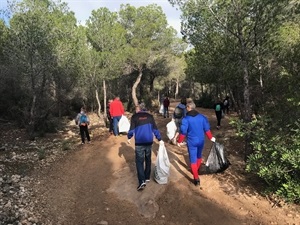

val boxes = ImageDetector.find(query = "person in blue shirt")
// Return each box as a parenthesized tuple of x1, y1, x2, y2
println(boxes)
(127, 103, 163, 191)
(177, 100, 216, 186)
(75, 107, 91, 144)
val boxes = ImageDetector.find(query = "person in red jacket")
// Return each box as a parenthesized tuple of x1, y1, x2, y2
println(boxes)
(109, 96, 125, 136)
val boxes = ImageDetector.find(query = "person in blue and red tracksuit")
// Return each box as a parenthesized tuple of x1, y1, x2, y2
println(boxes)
(127, 103, 163, 191)
(177, 100, 216, 186)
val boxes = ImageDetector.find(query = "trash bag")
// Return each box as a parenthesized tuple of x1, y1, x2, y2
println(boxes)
(166, 120, 177, 140)
(118, 115, 130, 133)
(205, 142, 230, 173)
(159, 104, 164, 114)
(154, 141, 170, 184)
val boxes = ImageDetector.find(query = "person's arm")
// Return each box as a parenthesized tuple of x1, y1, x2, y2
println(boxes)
(75, 113, 80, 125)
(87, 115, 90, 125)
(127, 116, 135, 141)
(120, 102, 125, 115)
(177, 118, 188, 143)
(151, 117, 161, 141)
(205, 130, 216, 142)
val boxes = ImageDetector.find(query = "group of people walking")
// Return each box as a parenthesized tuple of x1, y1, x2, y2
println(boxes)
(75, 95, 230, 191)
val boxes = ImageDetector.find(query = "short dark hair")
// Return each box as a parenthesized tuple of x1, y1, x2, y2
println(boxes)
(181, 97, 187, 105)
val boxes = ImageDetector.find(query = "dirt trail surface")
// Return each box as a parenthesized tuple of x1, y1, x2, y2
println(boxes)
(31, 103, 300, 225)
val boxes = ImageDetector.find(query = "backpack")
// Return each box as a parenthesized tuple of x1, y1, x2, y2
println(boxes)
(79, 114, 88, 126)
(174, 106, 183, 119)
(215, 104, 221, 112)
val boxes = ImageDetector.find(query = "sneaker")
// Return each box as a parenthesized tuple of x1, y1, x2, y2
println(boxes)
(193, 179, 200, 186)
(137, 182, 146, 191)
(81, 142, 85, 145)
(145, 179, 150, 182)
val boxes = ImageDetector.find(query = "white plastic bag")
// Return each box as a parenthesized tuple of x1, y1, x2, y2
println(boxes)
(154, 142, 170, 184)
(159, 104, 164, 114)
(166, 120, 177, 140)
(118, 115, 130, 133)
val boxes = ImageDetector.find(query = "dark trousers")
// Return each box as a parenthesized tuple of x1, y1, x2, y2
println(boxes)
(135, 145, 152, 185)
(80, 125, 90, 143)
(215, 111, 222, 126)
(223, 106, 229, 114)
(108, 117, 113, 133)
(163, 106, 169, 118)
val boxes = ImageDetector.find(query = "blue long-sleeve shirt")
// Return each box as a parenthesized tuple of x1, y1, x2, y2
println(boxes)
(127, 111, 161, 145)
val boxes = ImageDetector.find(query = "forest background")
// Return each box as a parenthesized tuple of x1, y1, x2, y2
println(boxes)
(0, 0, 299, 203)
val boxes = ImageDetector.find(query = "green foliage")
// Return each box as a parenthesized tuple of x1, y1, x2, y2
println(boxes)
(194, 92, 213, 108)
(232, 117, 300, 203)
(38, 147, 46, 160)
(62, 140, 71, 151)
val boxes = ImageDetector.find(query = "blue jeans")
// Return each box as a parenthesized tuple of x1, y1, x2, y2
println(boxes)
(135, 145, 152, 185)
(112, 116, 122, 136)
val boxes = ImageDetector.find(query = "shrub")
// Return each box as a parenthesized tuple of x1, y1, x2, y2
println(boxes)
(194, 92, 213, 108)
(62, 140, 71, 151)
(38, 147, 46, 160)
(232, 117, 300, 203)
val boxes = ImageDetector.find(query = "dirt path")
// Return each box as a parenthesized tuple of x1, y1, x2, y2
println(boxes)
(32, 104, 300, 225)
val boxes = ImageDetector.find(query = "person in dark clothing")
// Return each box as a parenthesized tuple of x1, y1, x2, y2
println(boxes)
(171, 97, 187, 145)
(107, 99, 113, 134)
(177, 100, 216, 186)
(214, 98, 224, 129)
(127, 103, 163, 191)
(75, 107, 91, 144)
(223, 96, 230, 115)
(163, 96, 170, 118)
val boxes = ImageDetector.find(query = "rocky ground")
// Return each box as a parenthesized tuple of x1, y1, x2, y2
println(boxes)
(0, 115, 107, 225)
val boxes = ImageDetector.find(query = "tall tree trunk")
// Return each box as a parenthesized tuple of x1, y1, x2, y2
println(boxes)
(95, 86, 102, 119)
(238, 29, 252, 161)
(132, 69, 143, 106)
(103, 79, 107, 119)
(174, 78, 179, 99)
(28, 94, 37, 140)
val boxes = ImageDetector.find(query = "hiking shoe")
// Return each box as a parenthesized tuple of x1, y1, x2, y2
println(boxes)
(137, 182, 146, 191)
(194, 179, 200, 186)
(81, 142, 85, 145)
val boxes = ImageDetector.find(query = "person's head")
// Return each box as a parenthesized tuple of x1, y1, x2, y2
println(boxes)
(135, 102, 146, 112)
(80, 107, 86, 113)
(114, 96, 120, 101)
(180, 97, 187, 105)
(186, 101, 196, 112)
(108, 99, 113, 103)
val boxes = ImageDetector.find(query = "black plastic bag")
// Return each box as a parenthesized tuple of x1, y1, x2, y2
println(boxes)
(205, 142, 230, 173)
